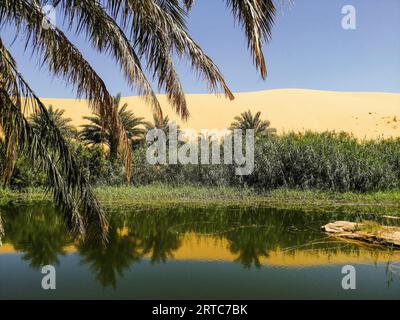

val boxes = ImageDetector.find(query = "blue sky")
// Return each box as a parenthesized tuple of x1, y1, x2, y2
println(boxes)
(2, 0, 400, 97)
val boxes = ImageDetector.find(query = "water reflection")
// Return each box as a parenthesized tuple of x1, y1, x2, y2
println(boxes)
(1, 203, 400, 289)
(1, 205, 71, 269)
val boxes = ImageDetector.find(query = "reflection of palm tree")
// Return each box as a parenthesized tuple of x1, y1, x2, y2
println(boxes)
(78, 227, 142, 288)
(3, 205, 72, 269)
(80, 94, 145, 163)
(140, 228, 181, 264)
(227, 228, 271, 269)
(2, 203, 376, 289)
(127, 211, 182, 264)
(77, 211, 183, 287)
(76, 213, 141, 288)
(230, 110, 276, 137)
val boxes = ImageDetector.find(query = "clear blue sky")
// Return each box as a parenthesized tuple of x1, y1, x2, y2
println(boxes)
(2, 0, 400, 97)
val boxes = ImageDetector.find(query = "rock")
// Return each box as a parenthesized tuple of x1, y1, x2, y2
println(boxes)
(322, 221, 357, 233)
(383, 215, 400, 220)
(322, 221, 400, 249)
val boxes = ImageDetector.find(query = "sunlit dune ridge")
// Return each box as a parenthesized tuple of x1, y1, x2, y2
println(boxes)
(39, 89, 400, 140)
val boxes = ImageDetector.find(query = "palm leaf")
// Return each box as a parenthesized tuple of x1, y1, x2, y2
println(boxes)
(0, 40, 108, 240)
(58, 0, 162, 117)
(108, 0, 235, 104)
(185, 0, 276, 79)
(0, 0, 134, 181)
(225, 0, 276, 79)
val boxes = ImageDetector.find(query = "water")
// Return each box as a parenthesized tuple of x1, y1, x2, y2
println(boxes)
(0, 203, 400, 299)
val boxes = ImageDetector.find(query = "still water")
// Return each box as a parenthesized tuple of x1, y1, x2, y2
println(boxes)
(0, 203, 400, 299)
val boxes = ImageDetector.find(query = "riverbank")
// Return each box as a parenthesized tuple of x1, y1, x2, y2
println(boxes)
(1, 185, 400, 215)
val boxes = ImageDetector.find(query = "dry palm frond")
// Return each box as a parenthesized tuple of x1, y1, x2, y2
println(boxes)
(0, 38, 22, 186)
(59, 0, 162, 117)
(0, 0, 135, 181)
(108, 0, 235, 105)
(0, 39, 108, 240)
(2, 129, 18, 186)
(0, 212, 3, 245)
(183, 0, 195, 10)
(225, 0, 276, 79)
(184, 0, 276, 79)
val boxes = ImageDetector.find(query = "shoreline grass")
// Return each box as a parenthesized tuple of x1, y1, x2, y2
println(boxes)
(1, 185, 400, 216)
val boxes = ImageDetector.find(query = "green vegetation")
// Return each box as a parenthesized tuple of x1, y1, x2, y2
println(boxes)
(2, 185, 400, 216)
(30, 105, 78, 140)
(79, 94, 146, 164)
(356, 221, 385, 234)
(95, 186, 400, 216)
(5, 129, 400, 193)
(230, 109, 277, 137)
(129, 131, 400, 192)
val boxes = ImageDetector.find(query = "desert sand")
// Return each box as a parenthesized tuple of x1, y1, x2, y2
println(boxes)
(41, 89, 400, 140)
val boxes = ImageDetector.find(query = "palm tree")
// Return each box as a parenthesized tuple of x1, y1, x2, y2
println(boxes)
(0, 0, 277, 237)
(30, 105, 77, 140)
(145, 113, 172, 133)
(230, 110, 276, 137)
(143, 113, 182, 145)
(80, 94, 145, 163)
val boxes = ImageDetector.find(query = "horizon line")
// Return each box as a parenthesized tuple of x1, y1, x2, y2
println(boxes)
(38, 88, 400, 100)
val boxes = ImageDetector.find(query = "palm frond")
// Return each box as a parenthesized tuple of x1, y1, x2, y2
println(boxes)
(230, 109, 276, 136)
(0, 40, 108, 240)
(0, 211, 4, 245)
(182, 0, 276, 79)
(183, 0, 195, 10)
(0, 0, 134, 181)
(79, 94, 146, 161)
(58, 0, 162, 117)
(108, 0, 235, 104)
(225, 0, 276, 79)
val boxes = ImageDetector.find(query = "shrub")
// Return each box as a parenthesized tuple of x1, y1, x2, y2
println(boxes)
(3, 131, 400, 193)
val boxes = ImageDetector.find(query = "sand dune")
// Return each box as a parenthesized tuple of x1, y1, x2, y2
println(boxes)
(41, 89, 400, 140)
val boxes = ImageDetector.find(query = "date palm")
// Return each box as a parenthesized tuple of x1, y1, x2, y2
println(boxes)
(0, 0, 277, 237)
(145, 113, 173, 133)
(230, 110, 277, 137)
(80, 94, 145, 162)
(30, 105, 77, 140)
(143, 112, 182, 145)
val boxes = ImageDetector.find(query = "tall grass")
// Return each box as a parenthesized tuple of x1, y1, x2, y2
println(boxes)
(131, 131, 400, 192)
(3, 131, 400, 193)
